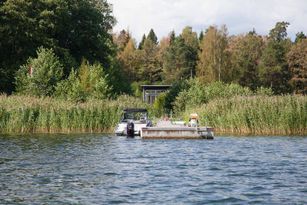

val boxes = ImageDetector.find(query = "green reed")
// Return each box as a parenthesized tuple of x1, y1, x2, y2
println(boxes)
(183, 95, 307, 135)
(0, 95, 148, 134)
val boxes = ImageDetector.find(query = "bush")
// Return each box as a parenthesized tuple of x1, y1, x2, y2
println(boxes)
(55, 60, 112, 102)
(15, 47, 63, 97)
(255, 86, 274, 96)
(163, 80, 189, 113)
(173, 80, 253, 114)
(153, 92, 167, 117)
(131, 81, 150, 97)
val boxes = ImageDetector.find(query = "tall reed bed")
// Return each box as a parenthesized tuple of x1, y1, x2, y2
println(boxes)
(184, 95, 307, 135)
(0, 95, 148, 134)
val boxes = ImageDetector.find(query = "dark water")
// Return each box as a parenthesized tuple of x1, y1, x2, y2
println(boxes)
(0, 135, 306, 205)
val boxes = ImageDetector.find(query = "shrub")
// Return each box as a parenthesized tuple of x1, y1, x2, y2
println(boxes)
(173, 79, 253, 114)
(153, 92, 167, 117)
(255, 86, 274, 96)
(55, 60, 112, 102)
(15, 47, 63, 97)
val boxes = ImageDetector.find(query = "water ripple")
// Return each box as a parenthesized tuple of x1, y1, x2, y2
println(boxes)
(0, 134, 306, 204)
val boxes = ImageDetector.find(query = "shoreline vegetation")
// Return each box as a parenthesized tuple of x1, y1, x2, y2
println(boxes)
(0, 2, 306, 136)
(183, 95, 306, 136)
(0, 94, 306, 136)
(0, 95, 147, 134)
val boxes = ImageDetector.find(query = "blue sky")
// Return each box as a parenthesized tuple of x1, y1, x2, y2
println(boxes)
(108, 0, 307, 42)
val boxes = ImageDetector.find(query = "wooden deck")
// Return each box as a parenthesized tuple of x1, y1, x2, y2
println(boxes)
(141, 126, 214, 140)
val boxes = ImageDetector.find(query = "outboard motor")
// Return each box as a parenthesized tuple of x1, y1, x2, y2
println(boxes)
(126, 121, 135, 138)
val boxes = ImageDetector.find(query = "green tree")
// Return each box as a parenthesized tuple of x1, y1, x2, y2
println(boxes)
(162, 37, 190, 83)
(295, 32, 306, 43)
(197, 25, 230, 83)
(0, 0, 55, 93)
(287, 39, 307, 94)
(117, 38, 138, 82)
(138, 34, 146, 49)
(15, 47, 63, 97)
(162, 27, 199, 83)
(180, 26, 199, 77)
(147, 29, 158, 44)
(169, 30, 176, 44)
(259, 22, 292, 94)
(199, 31, 204, 42)
(53, 0, 115, 66)
(137, 38, 162, 83)
(0, 0, 115, 93)
(229, 32, 264, 90)
(55, 60, 112, 101)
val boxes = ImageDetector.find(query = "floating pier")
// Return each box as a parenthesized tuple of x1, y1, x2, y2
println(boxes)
(141, 127, 214, 140)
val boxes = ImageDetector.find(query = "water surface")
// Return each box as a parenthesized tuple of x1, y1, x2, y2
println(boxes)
(0, 134, 306, 204)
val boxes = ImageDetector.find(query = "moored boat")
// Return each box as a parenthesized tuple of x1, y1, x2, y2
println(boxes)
(114, 108, 152, 137)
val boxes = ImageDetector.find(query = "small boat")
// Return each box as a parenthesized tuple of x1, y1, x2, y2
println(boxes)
(115, 108, 152, 137)
(141, 113, 214, 140)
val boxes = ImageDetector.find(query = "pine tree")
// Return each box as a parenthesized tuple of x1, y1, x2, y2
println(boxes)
(147, 29, 158, 44)
(137, 38, 162, 83)
(15, 47, 63, 97)
(138, 34, 146, 49)
(295, 32, 306, 43)
(229, 32, 264, 90)
(199, 31, 204, 42)
(162, 27, 198, 83)
(169, 31, 176, 45)
(259, 22, 292, 94)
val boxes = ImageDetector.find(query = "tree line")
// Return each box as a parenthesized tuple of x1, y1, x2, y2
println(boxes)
(114, 23, 306, 95)
(0, 0, 306, 98)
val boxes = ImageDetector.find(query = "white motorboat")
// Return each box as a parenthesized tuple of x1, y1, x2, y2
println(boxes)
(115, 108, 152, 136)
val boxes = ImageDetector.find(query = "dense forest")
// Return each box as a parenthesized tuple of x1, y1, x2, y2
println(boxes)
(0, 0, 306, 98)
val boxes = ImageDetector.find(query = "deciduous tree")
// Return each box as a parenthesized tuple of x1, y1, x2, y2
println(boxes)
(287, 39, 307, 94)
(197, 25, 230, 83)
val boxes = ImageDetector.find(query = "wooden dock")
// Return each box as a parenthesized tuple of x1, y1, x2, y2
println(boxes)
(141, 127, 214, 140)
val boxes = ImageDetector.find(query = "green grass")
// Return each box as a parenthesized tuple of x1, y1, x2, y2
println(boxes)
(0, 95, 148, 134)
(183, 95, 307, 135)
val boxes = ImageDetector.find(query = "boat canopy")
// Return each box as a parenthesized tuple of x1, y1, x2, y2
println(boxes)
(124, 108, 148, 113)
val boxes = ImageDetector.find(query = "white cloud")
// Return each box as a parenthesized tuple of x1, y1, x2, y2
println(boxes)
(108, 0, 307, 42)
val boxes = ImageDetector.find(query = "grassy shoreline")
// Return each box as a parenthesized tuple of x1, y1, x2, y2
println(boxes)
(183, 95, 307, 136)
(0, 95, 306, 136)
(0, 95, 147, 134)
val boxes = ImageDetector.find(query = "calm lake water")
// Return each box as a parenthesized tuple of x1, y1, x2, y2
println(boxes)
(0, 134, 306, 204)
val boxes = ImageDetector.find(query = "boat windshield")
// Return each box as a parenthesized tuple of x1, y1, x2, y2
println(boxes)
(121, 112, 147, 123)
